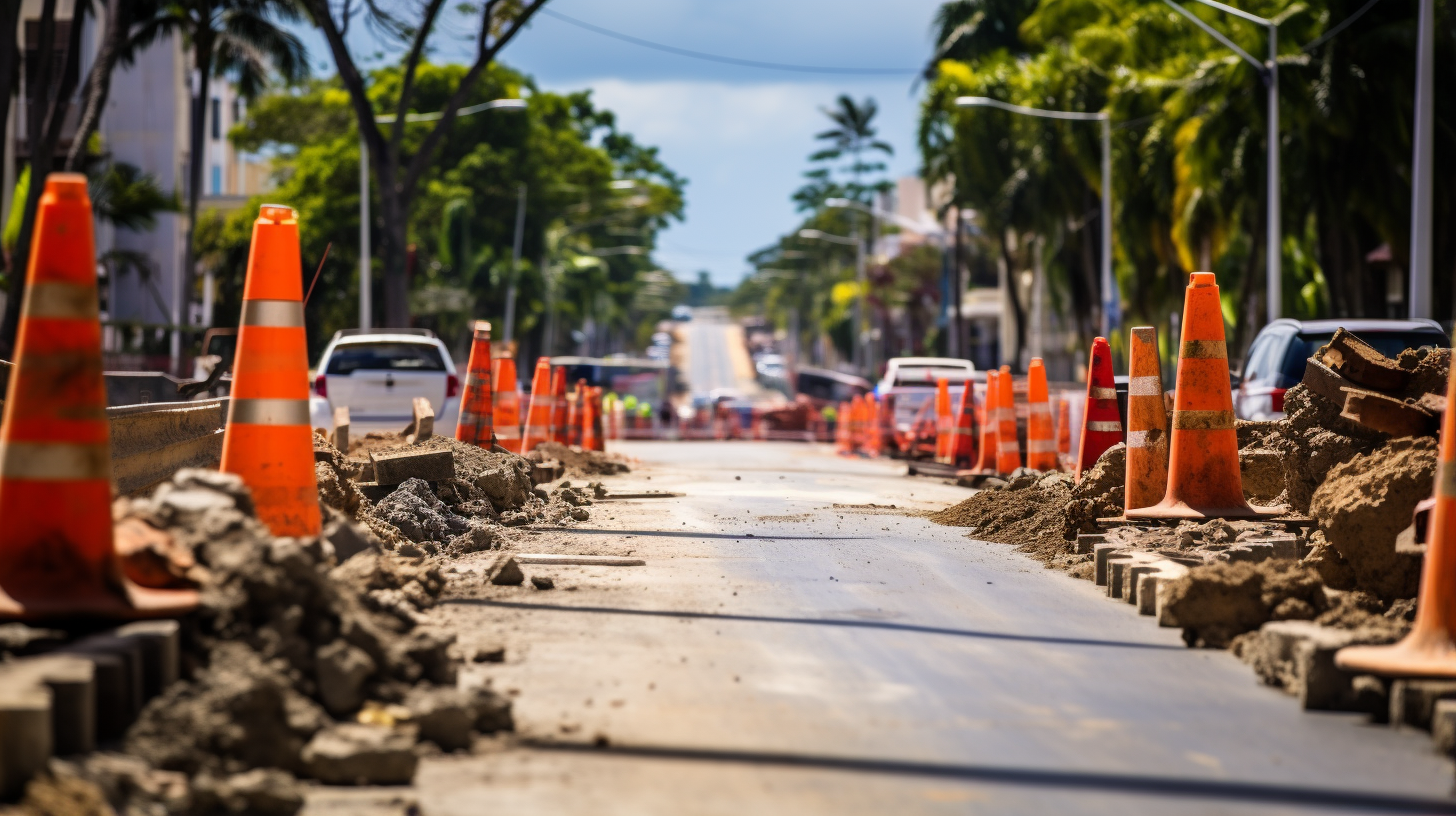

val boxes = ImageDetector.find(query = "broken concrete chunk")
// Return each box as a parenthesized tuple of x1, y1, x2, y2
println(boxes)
(301, 723, 419, 786)
(1232, 620, 1397, 711)
(1321, 328, 1412, 392)
(371, 449, 455, 486)
(1301, 358, 1363, 408)
(482, 555, 524, 586)
(323, 519, 380, 563)
(195, 767, 305, 816)
(1389, 679, 1456, 731)
(404, 686, 475, 752)
(1433, 700, 1456, 756)
(315, 640, 376, 717)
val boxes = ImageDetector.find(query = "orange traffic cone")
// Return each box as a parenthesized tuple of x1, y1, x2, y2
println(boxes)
(1057, 397, 1072, 470)
(1075, 337, 1123, 480)
(492, 358, 522, 453)
(934, 377, 952, 464)
(949, 381, 977, 466)
(835, 401, 851, 455)
(1336, 353, 1456, 676)
(220, 204, 320, 537)
(566, 380, 583, 448)
(520, 358, 553, 453)
(879, 394, 898, 458)
(581, 386, 600, 452)
(849, 394, 865, 454)
(1129, 273, 1271, 519)
(971, 372, 1000, 473)
(455, 321, 494, 447)
(0, 174, 198, 620)
(1026, 358, 1057, 471)
(549, 366, 569, 446)
(995, 368, 1022, 473)
(1124, 327, 1169, 512)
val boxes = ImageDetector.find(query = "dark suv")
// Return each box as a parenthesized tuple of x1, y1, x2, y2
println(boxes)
(1235, 318, 1449, 420)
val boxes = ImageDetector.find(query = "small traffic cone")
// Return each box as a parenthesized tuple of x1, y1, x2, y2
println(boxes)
(455, 321, 494, 447)
(1075, 337, 1123, 480)
(949, 381, 977, 467)
(581, 386, 600, 452)
(1026, 359, 1057, 471)
(847, 395, 863, 454)
(0, 174, 197, 620)
(1057, 397, 1072, 470)
(868, 395, 884, 457)
(520, 358, 554, 452)
(970, 372, 1000, 473)
(934, 377, 952, 464)
(1336, 353, 1456, 676)
(566, 380, 584, 448)
(1124, 327, 1169, 512)
(1129, 273, 1271, 519)
(995, 368, 1022, 473)
(548, 366, 568, 446)
(835, 401, 851, 455)
(491, 358, 522, 453)
(220, 204, 320, 537)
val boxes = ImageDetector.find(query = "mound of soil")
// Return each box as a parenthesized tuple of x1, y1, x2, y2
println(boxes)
(1264, 385, 1385, 514)
(1160, 560, 1328, 648)
(531, 441, 631, 477)
(1064, 444, 1125, 538)
(930, 472, 1076, 561)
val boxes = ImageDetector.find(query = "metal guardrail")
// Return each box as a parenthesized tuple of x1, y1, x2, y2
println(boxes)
(107, 398, 228, 496)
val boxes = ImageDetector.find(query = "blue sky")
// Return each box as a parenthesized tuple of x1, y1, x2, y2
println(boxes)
(300, 1, 948, 287)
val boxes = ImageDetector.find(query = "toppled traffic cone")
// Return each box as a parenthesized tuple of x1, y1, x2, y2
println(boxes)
(220, 204, 321, 537)
(1075, 336, 1123, 480)
(934, 377, 952, 464)
(0, 174, 197, 619)
(1124, 326, 1169, 512)
(455, 321, 494, 447)
(1026, 358, 1057, 471)
(1335, 346, 1456, 677)
(492, 358, 522, 453)
(950, 380, 977, 467)
(971, 372, 1000, 473)
(520, 358, 553, 453)
(550, 366, 569, 446)
(1129, 273, 1273, 519)
(995, 367, 1021, 474)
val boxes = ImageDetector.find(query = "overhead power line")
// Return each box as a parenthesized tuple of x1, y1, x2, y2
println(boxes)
(538, 9, 920, 75)
(1301, 0, 1388, 51)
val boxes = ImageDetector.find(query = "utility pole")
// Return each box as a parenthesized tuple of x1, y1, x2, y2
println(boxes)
(1408, 0, 1434, 318)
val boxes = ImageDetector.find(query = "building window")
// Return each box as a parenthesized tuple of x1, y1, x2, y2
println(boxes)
(232, 98, 241, 125)
(211, 97, 221, 140)
(211, 164, 221, 195)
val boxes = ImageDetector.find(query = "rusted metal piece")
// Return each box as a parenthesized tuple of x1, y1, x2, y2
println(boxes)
(1301, 358, 1361, 407)
(1320, 328, 1412, 392)
(1340, 387, 1436, 437)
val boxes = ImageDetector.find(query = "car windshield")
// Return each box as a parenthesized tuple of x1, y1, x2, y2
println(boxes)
(326, 343, 446, 375)
(892, 366, 970, 384)
(1279, 330, 1447, 386)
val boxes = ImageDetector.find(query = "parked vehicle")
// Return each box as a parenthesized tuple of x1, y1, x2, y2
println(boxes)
(877, 357, 977, 452)
(309, 329, 460, 436)
(1235, 318, 1449, 420)
(792, 366, 871, 409)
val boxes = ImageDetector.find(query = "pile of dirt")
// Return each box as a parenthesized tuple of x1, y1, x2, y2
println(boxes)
(1263, 385, 1385, 514)
(1063, 444, 1126, 538)
(364, 478, 494, 556)
(1160, 560, 1329, 648)
(530, 441, 631, 477)
(105, 469, 513, 814)
(1396, 345, 1451, 403)
(1307, 436, 1436, 601)
(929, 471, 1075, 560)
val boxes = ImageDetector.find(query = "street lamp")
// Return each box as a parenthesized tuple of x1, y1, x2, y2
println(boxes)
(359, 97, 527, 330)
(955, 96, 1117, 337)
(1408, 0, 1434, 318)
(799, 227, 867, 375)
(1162, 0, 1281, 324)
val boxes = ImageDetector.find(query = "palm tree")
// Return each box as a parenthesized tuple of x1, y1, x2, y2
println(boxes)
(130, 0, 308, 329)
(800, 95, 894, 208)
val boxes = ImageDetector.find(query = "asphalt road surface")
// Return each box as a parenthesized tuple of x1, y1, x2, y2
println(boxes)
(682, 307, 747, 395)
(312, 442, 1456, 815)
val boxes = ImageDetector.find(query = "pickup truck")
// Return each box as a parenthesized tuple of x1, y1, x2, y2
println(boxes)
(877, 357, 978, 457)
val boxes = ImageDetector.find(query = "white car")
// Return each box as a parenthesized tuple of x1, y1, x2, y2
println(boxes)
(309, 329, 461, 438)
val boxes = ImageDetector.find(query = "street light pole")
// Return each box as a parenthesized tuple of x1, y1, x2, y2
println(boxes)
(1408, 0, 1434, 319)
(358, 98, 527, 329)
(954, 96, 1117, 336)
(1162, 0, 1281, 323)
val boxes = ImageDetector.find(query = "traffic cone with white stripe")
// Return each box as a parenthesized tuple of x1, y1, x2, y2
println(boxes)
(1026, 358, 1058, 471)
(566, 380, 584, 448)
(1124, 327, 1169, 512)
(1335, 348, 1456, 677)
(934, 377, 952, 464)
(1129, 273, 1271, 519)
(1075, 336, 1123, 480)
(970, 372, 1000, 473)
(220, 204, 321, 537)
(1057, 397, 1072, 470)
(455, 321, 494, 447)
(0, 174, 197, 619)
(995, 367, 1022, 473)
(520, 358, 554, 453)
(549, 365, 569, 446)
(949, 382, 977, 466)
(492, 358, 522, 453)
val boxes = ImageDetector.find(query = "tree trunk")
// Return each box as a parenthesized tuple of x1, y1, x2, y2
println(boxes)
(180, 29, 213, 343)
(999, 230, 1026, 368)
(380, 194, 410, 327)
(64, 0, 128, 172)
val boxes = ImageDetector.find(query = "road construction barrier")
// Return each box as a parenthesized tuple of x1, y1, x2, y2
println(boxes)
(520, 358, 553, 452)
(1336, 342, 1456, 677)
(1129, 272, 1265, 519)
(0, 173, 198, 620)
(995, 366, 1022, 474)
(1124, 326, 1169, 512)
(492, 357, 522, 452)
(219, 204, 320, 538)
(1075, 336, 1123, 480)
(108, 398, 227, 496)
(455, 321, 493, 447)
(1026, 359, 1057, 471)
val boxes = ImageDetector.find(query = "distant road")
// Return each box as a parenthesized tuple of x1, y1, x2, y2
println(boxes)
(683, 307, 751, 396)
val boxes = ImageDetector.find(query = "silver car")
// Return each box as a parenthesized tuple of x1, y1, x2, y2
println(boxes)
(309, 329, 462, 436)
